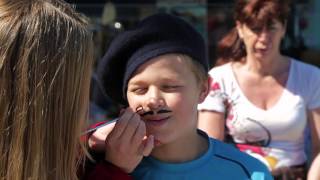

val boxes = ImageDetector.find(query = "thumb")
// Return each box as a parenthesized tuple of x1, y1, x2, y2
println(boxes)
(142, 135, 154, 156)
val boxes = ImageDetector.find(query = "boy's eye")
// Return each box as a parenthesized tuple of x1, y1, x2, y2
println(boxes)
(162, 85, 182, 91)
(130, 87, 147, 94)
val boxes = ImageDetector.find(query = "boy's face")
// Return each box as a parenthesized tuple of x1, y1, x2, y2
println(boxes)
(126, 54, 208, 146)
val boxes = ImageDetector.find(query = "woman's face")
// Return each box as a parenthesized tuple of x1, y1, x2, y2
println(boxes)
(126, 54, 207, 146)
(237, 20, 286, 60)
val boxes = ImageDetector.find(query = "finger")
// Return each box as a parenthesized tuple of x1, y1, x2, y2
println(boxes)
(88, 135, 107, 152)
(142, 135, 154, 156)
(119, 112, 141, 142)
(119, 108, 126, 116)
(135, 106, 144, 114)
(108, 108, 135, 139)
(96, 121, 116, 136)
(130, 119, 146, 150)
(90, 122, 115, 144)
(90, 121, 116, 150)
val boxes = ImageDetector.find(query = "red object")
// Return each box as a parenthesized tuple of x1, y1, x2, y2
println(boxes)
(80, 120, 109, 142)
(83, 161, 132, 180)
(236, 144, 266, 156)
(209, 77, 221, 90)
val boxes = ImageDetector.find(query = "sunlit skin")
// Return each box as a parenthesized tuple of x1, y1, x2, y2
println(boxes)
(127, 54, 208, 162)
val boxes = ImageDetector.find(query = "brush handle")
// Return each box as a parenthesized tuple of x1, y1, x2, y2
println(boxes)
(82, 118, 118, 135)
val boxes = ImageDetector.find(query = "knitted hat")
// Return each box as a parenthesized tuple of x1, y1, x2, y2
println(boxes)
(97, 13, 208, 105)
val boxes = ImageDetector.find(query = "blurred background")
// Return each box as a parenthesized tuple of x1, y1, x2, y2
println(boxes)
(65, 0, 320, 122)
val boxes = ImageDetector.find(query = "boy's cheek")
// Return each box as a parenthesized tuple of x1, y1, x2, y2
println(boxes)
(126, 94, 141, 107)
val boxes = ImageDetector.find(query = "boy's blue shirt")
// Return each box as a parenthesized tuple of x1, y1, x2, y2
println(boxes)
(132, 130, 273, 180)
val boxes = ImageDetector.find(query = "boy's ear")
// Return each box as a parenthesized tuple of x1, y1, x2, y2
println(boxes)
(198, 78, 209, 103)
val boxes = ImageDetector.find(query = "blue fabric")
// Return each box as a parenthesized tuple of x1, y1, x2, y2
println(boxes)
(132, 131, 273, 180)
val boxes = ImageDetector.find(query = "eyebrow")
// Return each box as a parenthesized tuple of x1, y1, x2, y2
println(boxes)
(129, 76, 183, 85)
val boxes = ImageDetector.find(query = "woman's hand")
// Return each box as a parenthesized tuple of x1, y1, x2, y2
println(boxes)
(104, 108, 154, 173)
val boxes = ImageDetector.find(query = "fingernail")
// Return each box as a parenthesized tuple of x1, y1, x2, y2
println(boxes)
(136, 106, 144, 114)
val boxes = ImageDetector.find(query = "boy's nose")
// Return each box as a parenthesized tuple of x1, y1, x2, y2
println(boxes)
(145, 87, 164, 108)
(146, 97, 165, 110)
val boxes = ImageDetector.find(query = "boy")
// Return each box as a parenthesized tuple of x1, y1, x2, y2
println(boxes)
(89, 13, 273, 180)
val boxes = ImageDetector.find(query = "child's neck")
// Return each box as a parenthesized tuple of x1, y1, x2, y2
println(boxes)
(150, 130, 208, 163)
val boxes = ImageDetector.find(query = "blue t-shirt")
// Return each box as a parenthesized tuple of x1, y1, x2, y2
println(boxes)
(132, 131, 273, 180)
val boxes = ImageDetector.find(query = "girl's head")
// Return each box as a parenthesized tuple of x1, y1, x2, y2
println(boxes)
(0, 0, 93, 179)
(217, 0, 291, 64)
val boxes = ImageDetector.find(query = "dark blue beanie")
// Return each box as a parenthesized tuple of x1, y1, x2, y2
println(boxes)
(97, 13, 209, 105)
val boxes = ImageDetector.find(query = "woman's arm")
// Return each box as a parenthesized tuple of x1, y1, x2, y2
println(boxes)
(307, 107, 320, 180)
(309, 108, 320, 159)
(308, 153, 320, 180)
(198, 110, 225, 140)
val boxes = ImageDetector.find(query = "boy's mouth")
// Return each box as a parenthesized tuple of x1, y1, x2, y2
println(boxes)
(137, 107, 172, 127)
(144, 116, 170, 127)
(140, 109, 172, 116)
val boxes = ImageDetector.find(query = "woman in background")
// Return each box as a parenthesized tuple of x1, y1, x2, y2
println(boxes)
(198, 0, 320, 179)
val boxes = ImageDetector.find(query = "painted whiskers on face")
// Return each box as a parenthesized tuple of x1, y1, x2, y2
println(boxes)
(139, 108, 173, 129)
(140, 109, 172, 117)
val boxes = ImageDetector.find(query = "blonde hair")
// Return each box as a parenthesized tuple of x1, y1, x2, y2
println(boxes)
(177, 54, 208, 86)
(0, 0, 93, 179)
